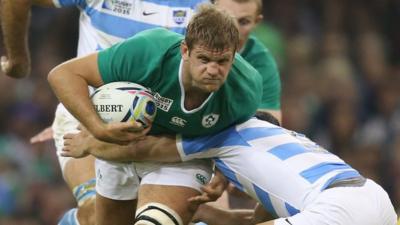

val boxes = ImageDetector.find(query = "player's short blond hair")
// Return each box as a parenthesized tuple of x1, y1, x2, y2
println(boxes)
(185, 3, 239, 53)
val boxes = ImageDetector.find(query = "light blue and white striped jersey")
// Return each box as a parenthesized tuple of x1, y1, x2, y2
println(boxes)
(176, 118, 362, 218)
(53, 0, 208, 56)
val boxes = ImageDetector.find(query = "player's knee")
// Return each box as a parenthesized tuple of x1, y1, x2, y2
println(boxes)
(134, 203, 183, 225)
(76, 199, 95, 225)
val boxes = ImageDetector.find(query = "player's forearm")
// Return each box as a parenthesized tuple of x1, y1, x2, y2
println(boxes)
(133, 135, 182, 162)
(1, 0, 55, 78)
(1, 0, 31, 77)
(48, 57, 105, 138)
(86, 135, 181, 163)
(86, 137, 135, 162)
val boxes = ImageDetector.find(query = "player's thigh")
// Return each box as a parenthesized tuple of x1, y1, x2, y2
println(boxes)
(96, 193, 137, 225)
(137, 160, 213, 224)
(95, 159, 140, 201)
(63, 156, 96, 189)
(95, 160, 140, 225)
(137, 184, 200, 224)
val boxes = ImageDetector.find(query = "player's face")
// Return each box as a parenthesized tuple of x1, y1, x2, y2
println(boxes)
(216, 0, 262, 50)
(182, 43, 235, 93)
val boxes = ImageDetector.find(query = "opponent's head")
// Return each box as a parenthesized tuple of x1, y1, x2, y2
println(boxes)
(181, 4, 239, 93)
(255, 111, 280, 126)
(213, 0, 263, 51)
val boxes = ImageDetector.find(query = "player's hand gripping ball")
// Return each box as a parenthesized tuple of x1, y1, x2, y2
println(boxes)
(91, 82, 157, 127)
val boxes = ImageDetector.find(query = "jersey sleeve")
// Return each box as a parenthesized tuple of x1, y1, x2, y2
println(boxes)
(97, 28, 181, 86)
(258, 50, 281, 110)
(176, 126, 242, 161)
(243, 37, 281, 110)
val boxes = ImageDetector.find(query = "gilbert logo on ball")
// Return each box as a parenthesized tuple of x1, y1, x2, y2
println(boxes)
(91, 82, 157, 127)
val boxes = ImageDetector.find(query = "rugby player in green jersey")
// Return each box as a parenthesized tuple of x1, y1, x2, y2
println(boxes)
(49, 4, 263, 225)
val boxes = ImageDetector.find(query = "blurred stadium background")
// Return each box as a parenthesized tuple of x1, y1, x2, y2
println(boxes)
(0, 0, 399, 224)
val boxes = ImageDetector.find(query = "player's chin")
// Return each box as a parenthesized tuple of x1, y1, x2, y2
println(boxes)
(202, 82, 223, 92)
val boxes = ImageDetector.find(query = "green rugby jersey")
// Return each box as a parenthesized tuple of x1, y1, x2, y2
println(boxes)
(241, 35, 281, 110)
(98, 28, 262, 137)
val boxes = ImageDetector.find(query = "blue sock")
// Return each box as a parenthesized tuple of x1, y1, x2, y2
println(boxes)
(58, 208, 80, 225)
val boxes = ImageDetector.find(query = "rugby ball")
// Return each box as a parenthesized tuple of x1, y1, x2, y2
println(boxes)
(91, 82, 157, 127)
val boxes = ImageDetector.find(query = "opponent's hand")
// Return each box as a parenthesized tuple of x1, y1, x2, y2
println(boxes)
(1, 55, 30, 79)
(93, 121, 151, 145)
(30, 126, 53, 144)
(61, 128, 92, 158)
(192, 204, 254, 225)
(188, 170, 228, 204)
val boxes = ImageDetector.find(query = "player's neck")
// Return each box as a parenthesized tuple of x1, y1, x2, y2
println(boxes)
(183, 90, 209, 110)
(181, 62, 212, 109)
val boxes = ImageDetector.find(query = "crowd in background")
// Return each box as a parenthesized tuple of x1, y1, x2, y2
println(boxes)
(0, 0, 399, 224)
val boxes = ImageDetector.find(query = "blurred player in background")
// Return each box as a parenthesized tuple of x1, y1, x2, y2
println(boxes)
(1, 0, 207, 224)
(62, 111, 398, 225)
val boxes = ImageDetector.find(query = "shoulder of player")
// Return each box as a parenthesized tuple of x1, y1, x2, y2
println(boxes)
(223, 56, 263, 99)
(231, 54, 262, 82)
(241, 35, 273, 59)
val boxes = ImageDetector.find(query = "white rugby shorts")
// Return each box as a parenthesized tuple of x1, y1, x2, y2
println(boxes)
(52, 104, 80, 173)
(274, 179, 397, 225)
(96, 159, 213, 200)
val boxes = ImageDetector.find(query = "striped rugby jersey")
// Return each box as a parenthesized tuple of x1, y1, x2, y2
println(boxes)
(177, 118, 362, 217)
(53, 0, 208, 56)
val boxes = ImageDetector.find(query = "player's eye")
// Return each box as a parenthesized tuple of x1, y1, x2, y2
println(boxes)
(238, 18, 251, 26)
(198, 56, 210, 64)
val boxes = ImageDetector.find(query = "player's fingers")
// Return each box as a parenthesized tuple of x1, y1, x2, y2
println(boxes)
(124, 121, 144, 131)
(188, 194, 211, 204)
(199, 187, 220, 201)
(30, 136, 40, 144)
(63, 133, 77, 140)
(60, 149, 71, 157)
(1, 56, 9, 72)
(30, 134, 47, 144)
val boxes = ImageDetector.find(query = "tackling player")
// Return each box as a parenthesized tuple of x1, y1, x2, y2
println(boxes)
(62, 111, 398, 225)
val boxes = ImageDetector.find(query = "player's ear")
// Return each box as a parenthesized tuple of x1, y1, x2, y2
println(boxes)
(255, 14, 263, 25)
(180, 41, 189, 61)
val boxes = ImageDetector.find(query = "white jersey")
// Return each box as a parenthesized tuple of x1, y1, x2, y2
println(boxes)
(176, 118, 363, 218)
(53, 0, 207, 56)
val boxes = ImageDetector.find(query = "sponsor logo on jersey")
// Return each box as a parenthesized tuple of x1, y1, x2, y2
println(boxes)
(170, 116, 186, 127)
(153, 93, 173, 112)
(102, 0, 132, 15)
(172, 10, 187, 25)
(202, 113, 219, 128)
(195, 173, 208, 185)
(142, 11, 157, 16)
